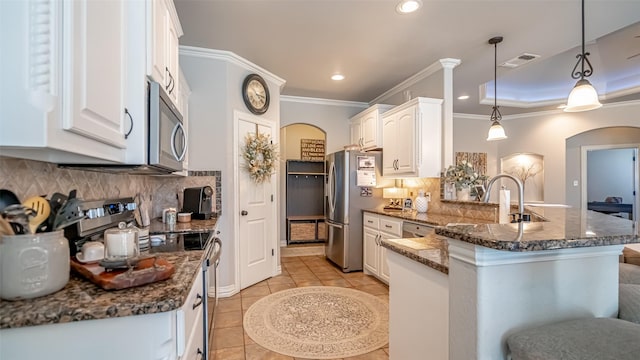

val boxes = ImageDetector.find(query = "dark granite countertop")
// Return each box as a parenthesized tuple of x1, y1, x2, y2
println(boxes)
(437, 207, 639, 251)
(146, 217, 219, 234)
(0, 250, 205, 329)
(0, 218, 220, 329)
(380, 235, 449, 274)
(363, 208, 494, 226)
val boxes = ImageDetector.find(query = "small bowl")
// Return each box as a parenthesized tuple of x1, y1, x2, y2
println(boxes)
(177, 212, 192, 223)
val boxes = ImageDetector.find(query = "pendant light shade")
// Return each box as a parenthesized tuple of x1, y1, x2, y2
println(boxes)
(486, 36, 507, 141)
(564, 0, 602, 112)
(565, 79, 601, 112)
(487, 120, 507, 141)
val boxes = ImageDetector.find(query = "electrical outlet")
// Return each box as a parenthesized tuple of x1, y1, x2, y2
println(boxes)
(573, 180, 579, 187)
(425, 192, 431, 201)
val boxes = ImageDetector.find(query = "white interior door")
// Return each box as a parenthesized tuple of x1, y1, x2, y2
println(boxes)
(238, 115, 276, 289)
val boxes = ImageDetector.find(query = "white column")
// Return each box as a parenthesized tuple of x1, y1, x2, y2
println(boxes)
(447, 239, 623, 360)
(439, 59, 460, 170)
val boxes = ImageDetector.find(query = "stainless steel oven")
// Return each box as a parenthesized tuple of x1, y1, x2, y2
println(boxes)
(202, 233, 221, 359)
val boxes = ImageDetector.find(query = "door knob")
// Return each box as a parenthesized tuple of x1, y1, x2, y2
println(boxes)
(241, 210, 248, 216)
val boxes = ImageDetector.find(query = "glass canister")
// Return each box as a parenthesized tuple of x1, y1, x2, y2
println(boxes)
(0, 230, 70, 301)
(104, 222, 139, 260)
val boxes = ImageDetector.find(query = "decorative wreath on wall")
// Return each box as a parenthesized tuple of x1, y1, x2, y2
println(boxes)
(243, 133, 278, 184)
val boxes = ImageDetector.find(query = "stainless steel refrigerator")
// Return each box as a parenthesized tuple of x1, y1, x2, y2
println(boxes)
(325, 150, 388, 272)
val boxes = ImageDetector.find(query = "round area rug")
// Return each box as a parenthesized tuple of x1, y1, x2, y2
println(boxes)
(243, 286, 389, 359)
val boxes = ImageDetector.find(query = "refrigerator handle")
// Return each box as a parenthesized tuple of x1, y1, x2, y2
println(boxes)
(325, 221, 343, 229)
(328, 161, 337, 214)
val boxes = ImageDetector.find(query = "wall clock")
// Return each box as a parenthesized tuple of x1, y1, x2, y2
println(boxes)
(242, 73, 270, 115)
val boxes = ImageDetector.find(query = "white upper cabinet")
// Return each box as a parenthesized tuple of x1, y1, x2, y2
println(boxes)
(63, 0, 127, 150)
(382, 97, 443, 178)
(0, 0, 128, 163)
(349, 104, 392, 151)
(147, 0, 183, 105)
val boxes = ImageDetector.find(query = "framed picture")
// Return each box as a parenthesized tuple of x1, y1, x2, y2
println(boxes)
(403, 198, 413, 210)
(473, 184, 486, 200)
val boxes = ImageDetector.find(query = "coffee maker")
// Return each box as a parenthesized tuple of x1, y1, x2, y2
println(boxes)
(183, 186, 214, 220)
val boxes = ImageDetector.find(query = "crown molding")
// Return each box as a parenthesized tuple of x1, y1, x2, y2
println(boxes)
(369, 58, 461, 105)
(281, 95, 368, 108)
(179, 46, 287, 89)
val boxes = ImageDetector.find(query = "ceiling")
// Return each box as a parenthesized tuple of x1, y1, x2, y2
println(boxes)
(174, 0, 640, 116)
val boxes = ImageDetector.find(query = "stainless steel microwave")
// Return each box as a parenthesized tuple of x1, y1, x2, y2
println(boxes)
(148, 81, 186, 172)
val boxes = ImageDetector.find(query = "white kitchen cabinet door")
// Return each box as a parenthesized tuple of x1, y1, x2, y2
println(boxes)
(63, 0, 126, 149)
(382, 97, 443, 178)
(378, 233, 392, 284)
(147, 0, 182, 105)
(166, 19, 180, 103)
(382, 116, 398, 174)
(363, 227, 380, 276)
(348, 104, 392, 151)
(362, 213, 400, 284)
(350, 119, 362, 147)
(149, 0, 169, 86)
(394, 106, 417, 174)
(361, 111, 380, 150)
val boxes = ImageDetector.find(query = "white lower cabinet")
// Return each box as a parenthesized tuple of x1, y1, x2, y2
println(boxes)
(0, 270, 205, 360)
(177, 270, 204, 360)
(363, 212, 402, 284)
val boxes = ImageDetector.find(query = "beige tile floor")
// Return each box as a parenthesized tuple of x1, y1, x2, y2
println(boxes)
(208, 255, 390, 360)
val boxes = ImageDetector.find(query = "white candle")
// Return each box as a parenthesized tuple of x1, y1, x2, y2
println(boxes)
(105, 232, 136, 258)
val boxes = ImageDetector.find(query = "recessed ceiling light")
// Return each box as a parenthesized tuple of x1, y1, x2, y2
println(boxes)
(457, 95, 470, 100)
(396, 0, 422, 14)
(331, 74, 345, 81)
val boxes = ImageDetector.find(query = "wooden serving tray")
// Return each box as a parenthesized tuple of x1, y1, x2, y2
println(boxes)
(70, 255, 175, 290)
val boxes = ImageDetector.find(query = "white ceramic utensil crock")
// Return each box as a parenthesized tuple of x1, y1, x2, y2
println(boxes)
(0, 230, 70, 300)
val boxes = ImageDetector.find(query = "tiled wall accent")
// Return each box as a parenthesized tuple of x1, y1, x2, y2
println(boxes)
(0, 157, 222, 219)
(404, 177, 498, 222)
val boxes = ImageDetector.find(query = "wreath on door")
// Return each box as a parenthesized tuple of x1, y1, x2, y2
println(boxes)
(243, 133, 278, 184)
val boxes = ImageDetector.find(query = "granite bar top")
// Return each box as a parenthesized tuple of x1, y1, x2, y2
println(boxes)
(0, 249, 205, 329)
(437, 207, 639, 252)
(363, 208, 494, 227)
(380, 235, 449, 274)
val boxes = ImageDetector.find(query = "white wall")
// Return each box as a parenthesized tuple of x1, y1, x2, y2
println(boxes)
(491, 101, 640, 205)
(280, 98, 367, 154)
(180, 47, 282, 294)
(587, 148, 636, 203)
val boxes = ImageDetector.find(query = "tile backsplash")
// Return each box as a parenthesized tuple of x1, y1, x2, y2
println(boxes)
(0, 157, 222, 219)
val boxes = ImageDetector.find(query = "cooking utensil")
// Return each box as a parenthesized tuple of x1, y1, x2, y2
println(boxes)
(22, 196, 51, 234)
(46, 192, 68, 231)
(0, 189, 20, 212)
(53, 197, 85, 230)
(1, 204, 35, 235)
(0, 217, 14, 235)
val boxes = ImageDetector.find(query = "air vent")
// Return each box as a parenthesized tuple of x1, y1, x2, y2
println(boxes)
(499, 53, 541, 68)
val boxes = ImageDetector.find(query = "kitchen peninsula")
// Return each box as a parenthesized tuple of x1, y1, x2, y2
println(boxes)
(378, 207, 639, 360)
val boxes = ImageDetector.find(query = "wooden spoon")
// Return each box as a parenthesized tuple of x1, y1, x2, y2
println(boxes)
(0, 217, 14, 236)
(22, 196, 51, 234)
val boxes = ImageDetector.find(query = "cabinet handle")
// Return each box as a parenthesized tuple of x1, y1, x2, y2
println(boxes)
(367, 220, 373, 224)
(385, 224, 392, 228)
(124, 108, 134, 139)
(165, 67, 171, 90)
(168, 72, 175, 94)
(196, 348, 204, 360)
(192, 293, 203, 309)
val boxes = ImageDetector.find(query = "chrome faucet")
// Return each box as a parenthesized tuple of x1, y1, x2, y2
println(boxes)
(482, 173, 527, 222)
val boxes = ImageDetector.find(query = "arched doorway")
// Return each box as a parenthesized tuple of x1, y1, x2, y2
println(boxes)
(565, 126, 640, 220)
(279, 123, 327, 252)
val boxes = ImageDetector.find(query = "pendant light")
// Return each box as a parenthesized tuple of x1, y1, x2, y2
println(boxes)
(564, 0, 602, 112)
(487, 36, 507, 141)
